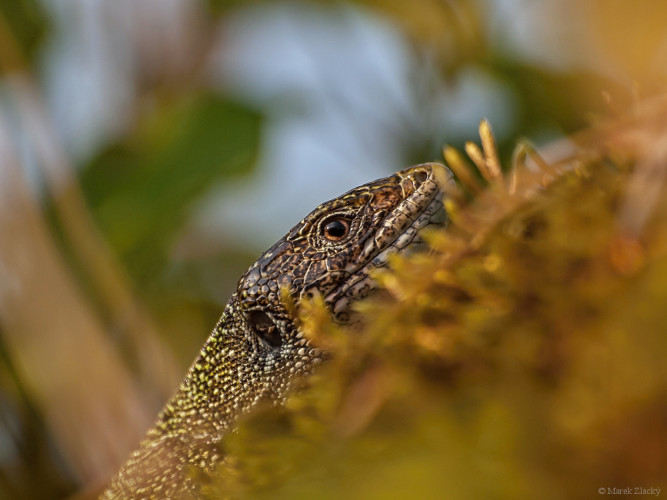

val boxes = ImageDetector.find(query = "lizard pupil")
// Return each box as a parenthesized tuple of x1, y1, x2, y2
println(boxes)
(323, 218, 350, 241)
(247, 310, 282, 348)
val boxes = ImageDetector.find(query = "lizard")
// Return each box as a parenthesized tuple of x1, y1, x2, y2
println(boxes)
(101, 162, 452, 499)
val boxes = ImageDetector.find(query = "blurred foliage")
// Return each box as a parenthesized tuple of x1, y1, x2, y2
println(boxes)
(588, 0, 667, 84)
(0, 334, 72, 499)
(79, 93, 262, 287)
(488, 61, 627, 137)
(204, 130, 667, 499)
(205, 0, 263, 16)
(0, 0, 47, 71)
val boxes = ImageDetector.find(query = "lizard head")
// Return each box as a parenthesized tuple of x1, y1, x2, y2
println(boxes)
(185, 163, 451, 425)
(235, 163, 452, 363)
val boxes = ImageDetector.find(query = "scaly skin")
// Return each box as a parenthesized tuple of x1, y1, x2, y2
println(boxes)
(102, 163, 452, 499)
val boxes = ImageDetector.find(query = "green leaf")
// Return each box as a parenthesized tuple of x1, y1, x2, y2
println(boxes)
(80, 92, 263, 284)
(0, 0, 49, 71)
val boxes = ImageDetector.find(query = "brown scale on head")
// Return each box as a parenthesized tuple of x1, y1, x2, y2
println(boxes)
(102, 163, 452, 499)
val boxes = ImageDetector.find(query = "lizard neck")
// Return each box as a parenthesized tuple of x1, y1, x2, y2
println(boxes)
(103, 298, 289, 498)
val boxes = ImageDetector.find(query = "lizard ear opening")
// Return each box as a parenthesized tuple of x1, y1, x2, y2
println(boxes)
(247, 310, 282, 348)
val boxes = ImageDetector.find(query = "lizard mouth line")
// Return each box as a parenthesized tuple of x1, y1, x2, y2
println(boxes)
(326, 163, 452, 321)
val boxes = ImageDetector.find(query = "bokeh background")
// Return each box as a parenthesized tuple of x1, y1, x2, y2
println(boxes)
(0, 0, 665, 498)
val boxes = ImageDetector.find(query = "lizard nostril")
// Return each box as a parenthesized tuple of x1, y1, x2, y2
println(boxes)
(414, 170, 429, 185)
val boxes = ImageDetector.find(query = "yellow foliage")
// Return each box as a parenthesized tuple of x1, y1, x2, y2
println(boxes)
(205, 113, 667, 499)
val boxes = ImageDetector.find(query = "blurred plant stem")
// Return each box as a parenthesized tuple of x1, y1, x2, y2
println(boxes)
(0, 123, 153, 483)
(0, 9, 179, 489)
(5, 76, 181, 401)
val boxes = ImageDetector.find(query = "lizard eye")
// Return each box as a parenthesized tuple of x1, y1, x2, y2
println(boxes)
(322, 217, 351, 241)
(247, 310, 282, 348)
